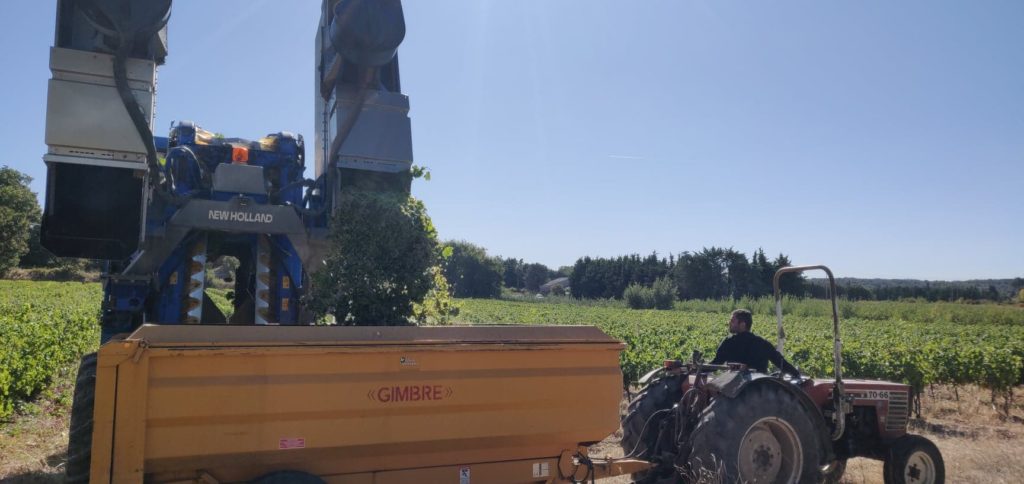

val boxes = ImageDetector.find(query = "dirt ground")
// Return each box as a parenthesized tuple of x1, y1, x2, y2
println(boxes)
(0, 377, 73, 484)
(1, 384, 1021, 483)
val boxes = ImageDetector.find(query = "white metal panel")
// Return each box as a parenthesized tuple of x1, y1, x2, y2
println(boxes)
(45, 78, 154, 154)
(44, 46, 157, 158)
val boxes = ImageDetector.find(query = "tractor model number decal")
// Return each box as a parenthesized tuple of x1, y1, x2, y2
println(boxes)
(208, 209, 274, 224)
(368, 384, 454, 403)
(849, 390, 891, 400)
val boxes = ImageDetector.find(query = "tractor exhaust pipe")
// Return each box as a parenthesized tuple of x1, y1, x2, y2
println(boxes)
(773, 264, 847, 441)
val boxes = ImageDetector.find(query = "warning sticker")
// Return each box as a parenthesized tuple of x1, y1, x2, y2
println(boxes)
(279, 438, 306, 450)
(459, 466, 471, 484)
(532, 462, 550, 478)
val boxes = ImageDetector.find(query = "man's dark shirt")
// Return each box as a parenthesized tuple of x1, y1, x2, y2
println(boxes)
(710, 331, 800, 375)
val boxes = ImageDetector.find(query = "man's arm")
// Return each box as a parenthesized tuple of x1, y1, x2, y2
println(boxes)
(763, 340, 800, 376)
(709, 338, 731, 365)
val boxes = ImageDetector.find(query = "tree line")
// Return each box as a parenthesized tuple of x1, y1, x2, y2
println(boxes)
(570, 248, 805, 301)
(437, 240, 1021, 305)
(808, 280, 1021, 303)
(440, 241, 568, 299)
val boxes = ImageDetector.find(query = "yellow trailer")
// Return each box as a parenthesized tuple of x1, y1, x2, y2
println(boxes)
(83, 325, 647, 483)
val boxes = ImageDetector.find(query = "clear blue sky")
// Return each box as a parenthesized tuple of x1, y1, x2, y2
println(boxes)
(2, 1, 1021, 280)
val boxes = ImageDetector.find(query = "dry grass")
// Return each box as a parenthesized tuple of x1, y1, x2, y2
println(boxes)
(841, 384, 1023, 484)
(0, 378, 74, 483)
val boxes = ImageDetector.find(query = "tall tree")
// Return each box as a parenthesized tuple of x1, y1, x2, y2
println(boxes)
(442, 241, 503, 298)
(723, 249, 752, 299)
(306, 192, 441, 325)
(672, 247, 751, 300)
(749, 248, 774, 297)
(524, 262, 551, 292)
(568, 252, 671, 299)
(771, 253, 805, 296)
(0, 167, 41, 277)
(501, 257, 525, 289)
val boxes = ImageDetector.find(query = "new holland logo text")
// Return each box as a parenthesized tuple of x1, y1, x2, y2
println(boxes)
(208, 209, 273, 224)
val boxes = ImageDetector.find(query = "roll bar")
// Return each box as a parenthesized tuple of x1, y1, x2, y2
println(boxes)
(773, 264, 846, 441)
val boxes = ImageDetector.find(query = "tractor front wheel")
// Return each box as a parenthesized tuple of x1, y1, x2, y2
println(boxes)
(883, 434, 945, 484)
(687, 382, 825, 483)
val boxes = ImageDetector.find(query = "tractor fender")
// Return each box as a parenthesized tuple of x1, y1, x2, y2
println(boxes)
(707, 371, 836, 466)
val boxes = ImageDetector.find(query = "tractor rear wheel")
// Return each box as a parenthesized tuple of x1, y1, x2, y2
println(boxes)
(66, 352, 97, 484)
(620, 376, 682, 483)
(883, 434, 944, 484)
(687, 383, 824, 484)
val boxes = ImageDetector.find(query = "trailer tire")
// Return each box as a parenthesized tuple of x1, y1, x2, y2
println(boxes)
(66, 352, 97, 484)
(687, 382, 823, 484)
(620, 375, 682, 483)
(883, 434, 944, 484)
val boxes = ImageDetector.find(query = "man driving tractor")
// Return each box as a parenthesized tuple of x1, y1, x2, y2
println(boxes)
(711, 309, 800, 375)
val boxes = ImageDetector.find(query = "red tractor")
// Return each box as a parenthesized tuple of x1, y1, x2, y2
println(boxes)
(621, 265, 945, 483)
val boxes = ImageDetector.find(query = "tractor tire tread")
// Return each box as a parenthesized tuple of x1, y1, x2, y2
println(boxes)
(66, 352, 97, 484)
(687, 382, 824, 484)
(620, 376, 682, 482)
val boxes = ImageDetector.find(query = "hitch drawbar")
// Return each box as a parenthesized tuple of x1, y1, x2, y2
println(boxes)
(559, 448, 652, 482)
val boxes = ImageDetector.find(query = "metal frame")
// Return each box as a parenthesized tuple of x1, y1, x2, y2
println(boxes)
(772, 264, 847, 440)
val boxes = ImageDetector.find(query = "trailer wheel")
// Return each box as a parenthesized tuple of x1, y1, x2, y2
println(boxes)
(66, 352, 97, 484)
(687, 383, 823, 484)
(883, 434, 944, 484)
(620, 376, 682, 483)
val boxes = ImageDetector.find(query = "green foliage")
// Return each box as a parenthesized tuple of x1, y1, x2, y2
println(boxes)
(305, 192, 441, 325)
(502, 257, 525, 289)
(651, 276, 676, 309)
(624, 283, 655, 309)
(523, 262, 551, 292)
(568, 249, 802, 301)
(409, 165, 431, 181)
(443, 241, 503, 298)
(570, 252, 671, 299)
(624, 278, 675, 310)
(673, 248, 803, 300)
(453, 297, 1024, 396)
(0, 167, 41, 277)
(205, 287, 234, 319)
(412, 265, 460, 325)
(673, 295, 1024, 326)
(501, 258, 557, 292)
(18, 223, 57, 268)
(0, 281, 100, 419)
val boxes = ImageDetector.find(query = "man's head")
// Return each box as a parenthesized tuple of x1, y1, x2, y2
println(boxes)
(729, 309, 753, 334)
